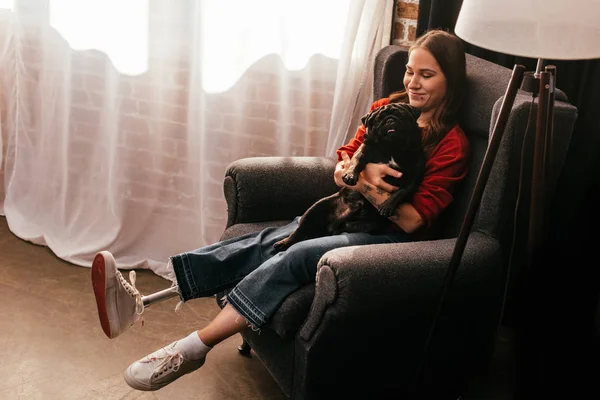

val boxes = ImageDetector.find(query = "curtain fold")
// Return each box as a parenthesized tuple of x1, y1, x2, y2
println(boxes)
(0, 2, 392, 279)
(324, 0, 394, 157)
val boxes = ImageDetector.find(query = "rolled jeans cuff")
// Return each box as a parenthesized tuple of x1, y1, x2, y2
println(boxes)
(170, 253, 198, 302)
(226, 286, 268, 328)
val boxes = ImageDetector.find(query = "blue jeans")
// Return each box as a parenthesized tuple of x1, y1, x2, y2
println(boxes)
(170, 217, 410, 328)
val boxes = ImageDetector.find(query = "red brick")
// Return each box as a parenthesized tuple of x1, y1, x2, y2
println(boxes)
(206, 198, 227, 214)
(121, 182, 156, 201)
(120, 115, 149, 135)
(163, 88, 190, 107)
(124, 130, 152, 150)
(154, 154, 189, 173)
(202, 130, 235, 149)
(89, 92, 104, 108)
(173, 69, 190, 88)
(118, 147, 154, 169)
(137, 100, 152, 116)
(69, 139, 96, 155)
(266, 104, 282, 120)
(158, 139, 177, 155)
(202, 114, 223, 130)
(408, 25, 417, 42)
(206, 94, 236, 114)
(293, 109, 308, 125)
(84, 74, 106, 92)
(126, 168, 166, 186)
(71, 73, 85, 90)
(71, 106, 100, 124)
(165, 105, 188, 125)
(397, 2, 419, 19)
(71, 89, 91, 106)
(223, 116, 277, 138)
(257, 85, 281, 103)
(119, 97, 139, 115)
(155, 120, 187, 140)
(310, 91, 334, 109)
(309, 109, 331, 129)
(168, 175, 195, 190)
(243, 101, 267, 119)
(132, 82, 154, 100)
(207, 163, 227, 182)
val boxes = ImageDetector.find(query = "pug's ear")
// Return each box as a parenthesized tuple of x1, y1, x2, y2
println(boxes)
(406, 104, 421, 122)
(360, 112, 371, 127)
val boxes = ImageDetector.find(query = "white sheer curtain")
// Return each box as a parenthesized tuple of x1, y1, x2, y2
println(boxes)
(0, 0, 393, 279)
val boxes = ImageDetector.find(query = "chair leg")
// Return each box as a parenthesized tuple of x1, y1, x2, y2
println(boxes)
(238, 339, 251, 356)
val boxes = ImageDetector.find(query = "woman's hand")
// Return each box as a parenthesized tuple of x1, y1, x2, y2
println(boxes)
(334, 151, 422, 233)
(334, 151, 352, 187)
(334, 151, 403, 193)
(359, 163, 402, 193)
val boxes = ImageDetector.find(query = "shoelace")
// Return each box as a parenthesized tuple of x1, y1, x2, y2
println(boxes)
(117, 270, 144, 316)
(145, 345, 184, 379)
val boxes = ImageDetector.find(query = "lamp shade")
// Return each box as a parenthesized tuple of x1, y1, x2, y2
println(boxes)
(454, 0, 600, 60)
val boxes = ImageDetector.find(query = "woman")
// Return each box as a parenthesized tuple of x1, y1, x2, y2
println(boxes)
(91, 29, 470, 391)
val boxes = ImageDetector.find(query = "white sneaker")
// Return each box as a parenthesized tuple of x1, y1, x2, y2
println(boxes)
(91, 251, 144, 339)
(124, 341, 206, 391)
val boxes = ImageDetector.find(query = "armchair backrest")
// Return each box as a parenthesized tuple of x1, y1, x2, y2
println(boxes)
(372, 46, 578, 243)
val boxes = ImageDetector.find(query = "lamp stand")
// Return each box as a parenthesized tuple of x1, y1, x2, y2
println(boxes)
(415, 62, 558, 393)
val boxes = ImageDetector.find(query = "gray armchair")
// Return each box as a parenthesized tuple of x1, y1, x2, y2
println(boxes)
(217, 46, 578, 399)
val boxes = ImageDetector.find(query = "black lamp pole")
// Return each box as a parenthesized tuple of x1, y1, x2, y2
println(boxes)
(415, 61, 558, 393)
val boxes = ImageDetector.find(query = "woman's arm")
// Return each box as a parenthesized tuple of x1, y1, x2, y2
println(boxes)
(358, 181, 424, 233)
(334, 152, 424, 233)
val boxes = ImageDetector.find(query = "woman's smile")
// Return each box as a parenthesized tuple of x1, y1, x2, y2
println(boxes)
(409, 91, 427, 100)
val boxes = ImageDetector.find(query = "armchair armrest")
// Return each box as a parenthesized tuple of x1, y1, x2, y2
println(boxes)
(223, 156, 338, 227)
(299, 231, 504, 342)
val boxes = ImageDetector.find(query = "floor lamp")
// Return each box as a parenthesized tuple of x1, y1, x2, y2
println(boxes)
(416, 0, 600, 392)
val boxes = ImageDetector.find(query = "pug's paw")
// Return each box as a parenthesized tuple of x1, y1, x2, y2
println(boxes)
(342, 172, 358, 186)
(378, 203, 395, 218)
(273, 238, 290, 252)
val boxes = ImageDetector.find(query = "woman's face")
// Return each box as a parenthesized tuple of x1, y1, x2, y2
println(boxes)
(403, 48, 447, 117)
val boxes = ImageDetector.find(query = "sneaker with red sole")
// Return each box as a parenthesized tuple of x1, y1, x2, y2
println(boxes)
(91, 251, 144, 339)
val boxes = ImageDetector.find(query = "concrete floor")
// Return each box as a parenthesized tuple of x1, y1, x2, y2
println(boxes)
(0, 216, 286, 400)
(1, 214, 521, 399)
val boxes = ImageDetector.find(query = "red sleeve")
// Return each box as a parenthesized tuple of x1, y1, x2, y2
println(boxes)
(336, 98, 390, 161)
(411, 125, 470, 228)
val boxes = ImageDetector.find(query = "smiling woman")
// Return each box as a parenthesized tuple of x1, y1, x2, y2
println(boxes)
(389, 29, 466, 156)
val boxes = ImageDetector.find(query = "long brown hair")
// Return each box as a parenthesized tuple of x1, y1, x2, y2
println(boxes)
(389, 29, 466, 156)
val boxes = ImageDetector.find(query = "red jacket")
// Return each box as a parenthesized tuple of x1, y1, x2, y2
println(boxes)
(336, 98, 470, 229)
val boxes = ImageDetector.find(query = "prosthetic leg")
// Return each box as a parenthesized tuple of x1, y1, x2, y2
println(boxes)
(142, 285, 179, 307)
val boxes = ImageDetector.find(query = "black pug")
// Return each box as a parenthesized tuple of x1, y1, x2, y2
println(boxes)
(273, 102, 425, 252)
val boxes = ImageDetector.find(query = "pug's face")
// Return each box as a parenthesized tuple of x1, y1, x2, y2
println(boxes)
(361, 103, 421, 150)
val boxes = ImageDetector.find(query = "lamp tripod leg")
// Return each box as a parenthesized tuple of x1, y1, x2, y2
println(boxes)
(528, 70, 554, 264)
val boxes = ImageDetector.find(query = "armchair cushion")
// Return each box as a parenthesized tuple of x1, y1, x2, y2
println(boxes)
(223, 156, 337, 227)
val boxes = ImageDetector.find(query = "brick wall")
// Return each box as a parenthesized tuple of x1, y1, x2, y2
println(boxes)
(393, 0, 419, 46)
(0, 4, 337, 244)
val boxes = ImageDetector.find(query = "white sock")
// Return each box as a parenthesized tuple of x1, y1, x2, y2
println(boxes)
(175, 331, 212, 360)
